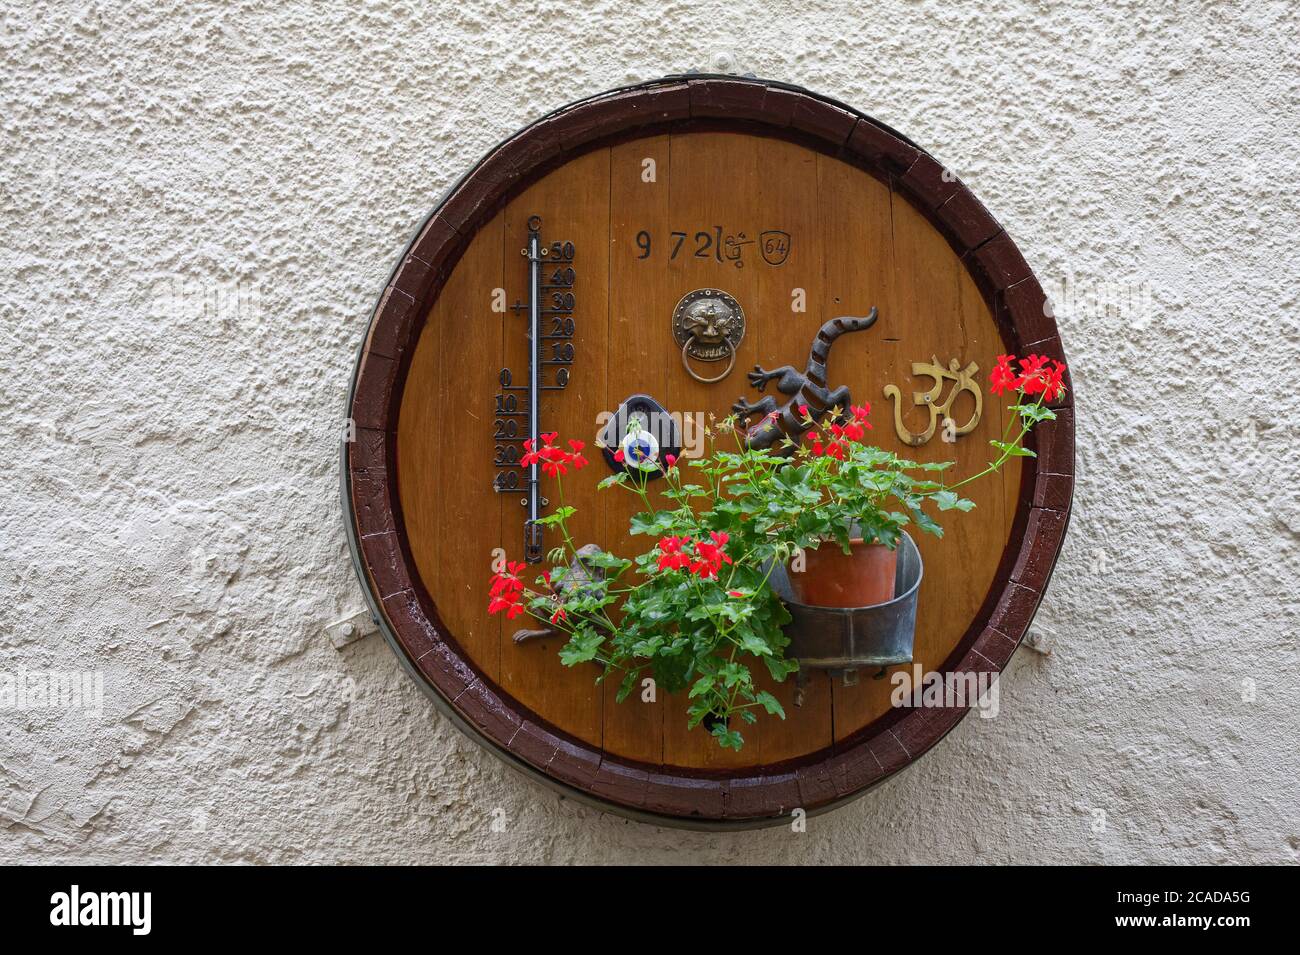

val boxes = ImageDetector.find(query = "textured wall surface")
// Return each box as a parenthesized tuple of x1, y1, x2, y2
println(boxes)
(2, 0, 1297, 864)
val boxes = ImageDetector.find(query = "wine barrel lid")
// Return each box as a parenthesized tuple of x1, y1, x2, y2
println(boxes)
(342, 76, 1074, 828)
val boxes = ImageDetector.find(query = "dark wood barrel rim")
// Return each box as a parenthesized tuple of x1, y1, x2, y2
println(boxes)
(342, 75, 1075, 829)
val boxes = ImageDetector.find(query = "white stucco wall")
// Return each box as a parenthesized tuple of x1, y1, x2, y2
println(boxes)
(3, 0, 1297, 864)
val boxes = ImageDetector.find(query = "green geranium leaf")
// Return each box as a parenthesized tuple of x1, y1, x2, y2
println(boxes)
(754, 690, 786, 719)
(990, 439, 1036, 458)
(558, 629, 604, 667)
(712, 724, 745, 750)
(616, 667, 641, 703)
(910, 506, 945, 538)
(1010, 403, 1057, 424)
(933, 490, 976, 512)
(688, 675, 714, 699)
(536, 506, 576, 526)
(581, 549, 631, 570)
(764, 656, 799, 682)
(629, 510, 679, 536)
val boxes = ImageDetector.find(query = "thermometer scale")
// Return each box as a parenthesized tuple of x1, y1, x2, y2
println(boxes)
(493, 215, 576, 562)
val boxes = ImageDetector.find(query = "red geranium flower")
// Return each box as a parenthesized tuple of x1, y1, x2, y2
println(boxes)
(989, 353, 1068, 401)
(521, 433, 590, 476)
(653, 534, 732, 579)
(487, 561, 529, 619)
(656, 536, 691, 572)
(1019, 354, 1050, 377)
(1015, 355, 1049, 396)
(690, 532, 733, 579)
(1041, 361, 1067, 401)
(829, 419, 868, 443)
(809, 427, 849, 459)
(989, 354, 1019, 396)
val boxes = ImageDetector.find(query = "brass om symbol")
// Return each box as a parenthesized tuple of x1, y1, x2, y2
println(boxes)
(883, 357, 983, 447)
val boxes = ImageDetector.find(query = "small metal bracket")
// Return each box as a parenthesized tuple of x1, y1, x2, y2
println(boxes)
(691, 53, 756, 77)
(1023, 625, 1055, 655)
(325, 608, 379, 650)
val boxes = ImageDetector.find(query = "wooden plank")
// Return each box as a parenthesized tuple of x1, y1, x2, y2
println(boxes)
(395, 322, 440, 597)
(602, 134, 671, 765)
(496, 149, 610, 749)
(656, 131, 763, 770)
(831, 183, 1014, 739)
(809, 153, 900, 741)
(746, 137, 835, 763)
(400, 215, 504, 681)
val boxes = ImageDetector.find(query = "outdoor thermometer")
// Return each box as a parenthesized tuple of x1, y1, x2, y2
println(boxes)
(493, 215, 577, 562)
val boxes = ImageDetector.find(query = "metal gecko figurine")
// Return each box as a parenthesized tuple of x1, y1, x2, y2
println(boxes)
(732, 308, 879, 452)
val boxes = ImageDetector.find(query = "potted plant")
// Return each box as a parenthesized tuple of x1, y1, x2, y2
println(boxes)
(488, 352, 1066, 749)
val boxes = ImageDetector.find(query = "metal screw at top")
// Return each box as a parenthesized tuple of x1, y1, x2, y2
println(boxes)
(341, 623, 355, 637)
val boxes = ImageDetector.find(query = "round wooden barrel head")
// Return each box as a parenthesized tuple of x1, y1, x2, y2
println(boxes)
(344, 77, 1074, 828)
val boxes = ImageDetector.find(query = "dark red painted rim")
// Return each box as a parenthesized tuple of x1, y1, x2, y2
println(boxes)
(343, 75, 1075, 828)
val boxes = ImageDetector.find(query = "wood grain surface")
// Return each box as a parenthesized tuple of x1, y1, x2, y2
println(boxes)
(395, 130, 1020, 770)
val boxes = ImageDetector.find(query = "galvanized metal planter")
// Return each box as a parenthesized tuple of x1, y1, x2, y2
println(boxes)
(768, 532, 923, 703)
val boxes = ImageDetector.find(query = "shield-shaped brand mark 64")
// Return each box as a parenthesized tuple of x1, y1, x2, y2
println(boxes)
(760, 230, 791, 266)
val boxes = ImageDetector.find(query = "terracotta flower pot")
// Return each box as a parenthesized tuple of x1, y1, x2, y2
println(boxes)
(788, 538, 898, 609)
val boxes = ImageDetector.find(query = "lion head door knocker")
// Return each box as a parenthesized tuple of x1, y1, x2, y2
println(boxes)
(883, 357, 983, 447)
(672, 288, 746, 384)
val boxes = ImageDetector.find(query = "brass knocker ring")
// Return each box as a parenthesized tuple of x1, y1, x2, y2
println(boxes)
(681, 335, 736, 384)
